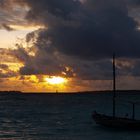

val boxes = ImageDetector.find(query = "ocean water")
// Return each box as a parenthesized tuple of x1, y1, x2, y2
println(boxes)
(0, 92, 140, 140)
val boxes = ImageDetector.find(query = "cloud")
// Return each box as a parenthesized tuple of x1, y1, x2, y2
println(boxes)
(12, 44, 75, 77)
(0, 48, 20, 79)
(0, 0, 29, 29)
(0, 64, 18, 78)
(0, 23, 15, 31)
(15, 0, 140, 59)
(0, 64, 8, 70)
(12, 43, 116, 80)
(127, 0, 140, 6)
(8, 0, 140, 80)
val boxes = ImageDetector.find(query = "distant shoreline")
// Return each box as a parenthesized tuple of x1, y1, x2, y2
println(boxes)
(0, 90, 140, 94)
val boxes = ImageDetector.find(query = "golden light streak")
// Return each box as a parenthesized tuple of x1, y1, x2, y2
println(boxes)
(10, 25, 44, 31)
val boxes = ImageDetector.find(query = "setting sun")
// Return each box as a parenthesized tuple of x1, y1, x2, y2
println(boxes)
(45, 76, 67, 85)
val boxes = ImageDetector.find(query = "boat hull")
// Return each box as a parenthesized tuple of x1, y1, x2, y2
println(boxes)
(93, 113, 140, 129)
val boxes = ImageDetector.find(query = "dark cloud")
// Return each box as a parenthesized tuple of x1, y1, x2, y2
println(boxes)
(73, 60, 113, 80)
(12, 45, 75, 77)
(0, 64, 17, 78)
(0, 23, 15, 31)
(0, 0, 29, 29)
(10, 0, 140, 80)
(0, 64, 8, 70)
(0, 71, 16, 78)
(23, 0, 81, 25)
(127, 0, 140, 6)
(17, 0, 140, 59)
(12, 44, 114, 80)
(128, 60, 140, 76)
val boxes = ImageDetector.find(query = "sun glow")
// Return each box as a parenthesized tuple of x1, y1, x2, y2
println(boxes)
(45, 76, 67, 85)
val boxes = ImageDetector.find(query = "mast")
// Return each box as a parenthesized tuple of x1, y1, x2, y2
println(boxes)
(113, 54, 116, 117)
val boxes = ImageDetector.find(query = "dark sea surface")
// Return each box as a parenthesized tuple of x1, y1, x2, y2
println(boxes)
(0, 91, 140, 140)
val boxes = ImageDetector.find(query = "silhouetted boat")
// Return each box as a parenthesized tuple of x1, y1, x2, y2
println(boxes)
(92, 54, 140, 129)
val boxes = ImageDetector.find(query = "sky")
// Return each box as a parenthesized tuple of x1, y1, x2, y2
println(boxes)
(0, 0, 140, 92)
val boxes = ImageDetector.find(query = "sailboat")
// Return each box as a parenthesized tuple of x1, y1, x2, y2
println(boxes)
(92, 54, 140, 129)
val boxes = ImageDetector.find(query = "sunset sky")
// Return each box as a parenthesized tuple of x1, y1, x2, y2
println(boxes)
(0, 0, 140, 92)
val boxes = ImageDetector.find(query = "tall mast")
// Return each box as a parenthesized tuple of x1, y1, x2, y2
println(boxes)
(113, 54, 116, 117)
